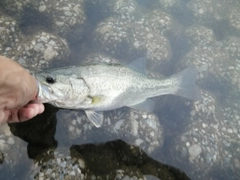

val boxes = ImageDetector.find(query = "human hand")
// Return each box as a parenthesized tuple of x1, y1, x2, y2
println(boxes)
(0, 56, 44, 123)
(1, 101, 45, 123)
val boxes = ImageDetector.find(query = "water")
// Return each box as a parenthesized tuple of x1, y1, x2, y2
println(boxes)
(0, 0, 240, 179)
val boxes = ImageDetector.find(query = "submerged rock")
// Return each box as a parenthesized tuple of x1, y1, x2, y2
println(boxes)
(0, 15, 23, 58)
(15, 32, 70, 71)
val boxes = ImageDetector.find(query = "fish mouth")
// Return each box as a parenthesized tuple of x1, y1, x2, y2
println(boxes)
(37, 80, 55, 103)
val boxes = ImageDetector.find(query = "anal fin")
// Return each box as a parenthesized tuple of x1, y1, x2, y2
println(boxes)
(128, 57, 146, 75)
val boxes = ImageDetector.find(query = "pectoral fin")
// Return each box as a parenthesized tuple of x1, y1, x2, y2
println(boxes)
(85, 110, 103, 128)
(128, 99, 155, 113)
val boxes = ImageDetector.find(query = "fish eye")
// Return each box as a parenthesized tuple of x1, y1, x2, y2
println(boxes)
(46, 76, 56, 84)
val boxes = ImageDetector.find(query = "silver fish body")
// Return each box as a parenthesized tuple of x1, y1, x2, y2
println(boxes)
(35, 60, 201, 127)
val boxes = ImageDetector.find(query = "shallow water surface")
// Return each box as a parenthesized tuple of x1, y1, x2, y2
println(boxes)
(0, 0, 240, 179)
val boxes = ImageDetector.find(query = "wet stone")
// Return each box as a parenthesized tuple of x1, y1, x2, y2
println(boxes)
(188, 144, 202, 162)
(39, 0, 86, 40)
(104, 108, 164, 154)
(187, 0, 226, 24)
(157, 0, 179, 11)
(14, 32, 70, 70)
(106, 0, 140, 21)
(0, 15, 23, 58)
(57, 106, 164, 154)
(227, 3, 240, 33)
(169, 90, 223, 179)
(0, 0, 33, 17)
(0, 124, 26, 176)
(93, 9, 173, 67)
(30, 148, 85, 179)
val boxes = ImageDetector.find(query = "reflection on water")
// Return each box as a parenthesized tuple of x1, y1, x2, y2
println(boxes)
(0, 0, 240, 179)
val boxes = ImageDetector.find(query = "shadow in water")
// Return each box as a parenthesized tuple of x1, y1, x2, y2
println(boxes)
(9, 104, 58, 159)
(8, 105, 190, 180)
(71, 140, 191, 179)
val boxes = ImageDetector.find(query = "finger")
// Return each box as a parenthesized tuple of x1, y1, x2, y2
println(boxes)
(38, 103, 45, 114)
(24, 103, 45, 114)
(18, 103, 45, 121)
(18, 107, 36, 122)
(7, 110, 20, 123)
(4, 103, 45, 123)
(0, 110, 10, 124)
(6, 108, 34, 123)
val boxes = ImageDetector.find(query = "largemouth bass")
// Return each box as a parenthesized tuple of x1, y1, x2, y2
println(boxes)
(35, 58, 201, 127)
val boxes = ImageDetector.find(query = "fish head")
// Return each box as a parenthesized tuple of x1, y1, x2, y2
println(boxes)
(35, 71, 90, 108)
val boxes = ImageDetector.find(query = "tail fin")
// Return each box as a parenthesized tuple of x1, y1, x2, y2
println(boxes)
(170, 66, 201, 101)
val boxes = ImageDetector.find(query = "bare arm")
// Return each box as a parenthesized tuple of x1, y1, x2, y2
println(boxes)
(0, 56, 44, 123)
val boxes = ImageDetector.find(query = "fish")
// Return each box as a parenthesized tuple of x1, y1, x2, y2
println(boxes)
(35, 58, 201, 127)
